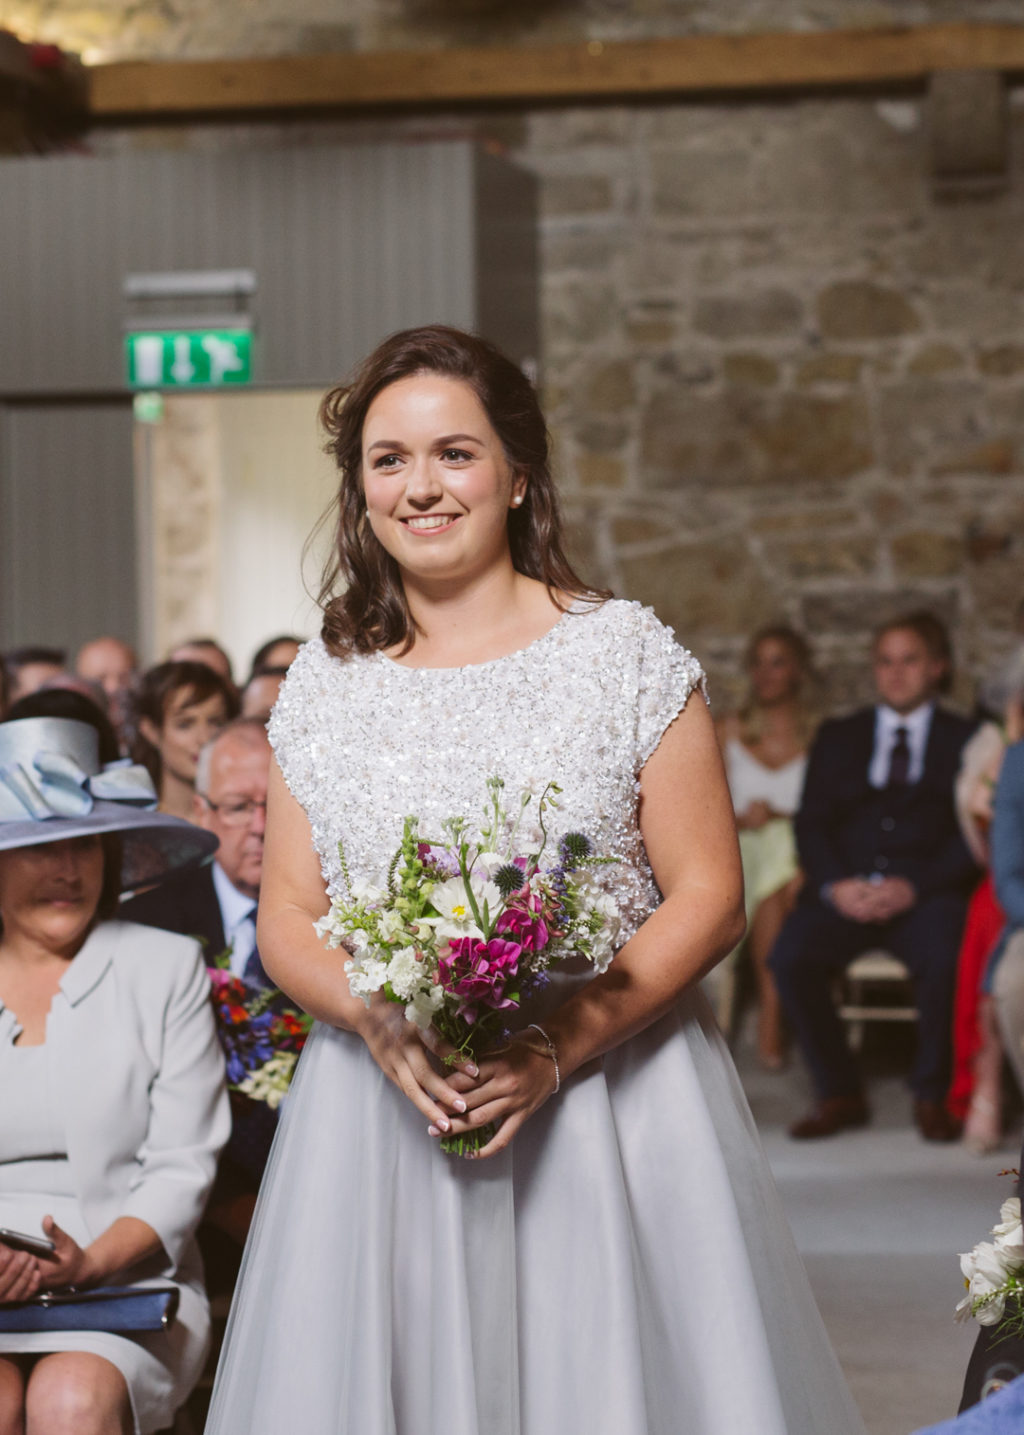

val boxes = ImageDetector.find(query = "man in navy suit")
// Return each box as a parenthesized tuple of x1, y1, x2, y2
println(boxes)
(770, 613, 977, 1141)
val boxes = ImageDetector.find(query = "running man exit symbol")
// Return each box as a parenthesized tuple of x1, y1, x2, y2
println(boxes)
(125, 329, 252, 388)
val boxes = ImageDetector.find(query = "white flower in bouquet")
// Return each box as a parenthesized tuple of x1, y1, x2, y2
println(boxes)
(342, 925, 374, 956)
(379, 907, 410, 944)
(588, 922, 616, 975)
(424, 875, 502, 941)
(405, 984, 445, 1029)
(386, 946, 426, 1001)
(475, 851, 504, 877)
(957, 1241, 1014, 1325)
(351, 879, 387, 905)
(313, 911, 347, 950)
(993, 1197, 1023, 1251)
(345, 955, 389, 1003)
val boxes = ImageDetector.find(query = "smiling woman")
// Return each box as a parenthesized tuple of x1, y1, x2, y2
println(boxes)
(316, 323, 608, 661)
(132, 660, 240, 822)
(204, 324, 866, 1435)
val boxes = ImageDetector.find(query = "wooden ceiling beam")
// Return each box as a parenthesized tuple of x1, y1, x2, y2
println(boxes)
(88, 23, 1024, 120)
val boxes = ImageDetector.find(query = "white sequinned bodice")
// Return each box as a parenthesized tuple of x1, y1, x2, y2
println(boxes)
(268, 600, 706, 949)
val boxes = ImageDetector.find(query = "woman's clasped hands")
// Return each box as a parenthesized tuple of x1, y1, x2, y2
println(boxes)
(354, 997, 559, 1159)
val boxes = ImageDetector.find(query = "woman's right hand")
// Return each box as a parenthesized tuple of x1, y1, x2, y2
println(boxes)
(354, 999, 479, 1134)
(0, 1242, 41, 1304)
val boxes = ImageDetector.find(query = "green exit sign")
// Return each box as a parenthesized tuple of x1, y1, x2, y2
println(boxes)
(126, 329, 252, 388)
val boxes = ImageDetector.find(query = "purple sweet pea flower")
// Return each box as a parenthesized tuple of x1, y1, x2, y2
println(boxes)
(438, 935, 523, 1024)
(495, 901, 549, 952)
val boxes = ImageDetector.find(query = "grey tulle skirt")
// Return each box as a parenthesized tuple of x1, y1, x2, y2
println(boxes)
(205, 988, 865, 1435)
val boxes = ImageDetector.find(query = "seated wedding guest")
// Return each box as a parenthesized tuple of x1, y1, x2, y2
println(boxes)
(240, 667, 288, 724)
(75, 637, 138, 751)
(132, 661, 238, 822)
(770, 611, 977, 1141)
(4, 647, 67, 705)
(715, 624, 816, 1067)
(948, 652, 1024, 1152)
(168, 637, 235, 690)
(75, 637, 137, 705)
(123, 718, 278, 1282)
(990, 737, 1024, 1096)
(0, 715, 228, 1435)
(247, 634, 301, 682)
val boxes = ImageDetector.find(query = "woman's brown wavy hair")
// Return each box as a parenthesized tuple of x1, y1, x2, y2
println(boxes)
(316, 325, 608, 659)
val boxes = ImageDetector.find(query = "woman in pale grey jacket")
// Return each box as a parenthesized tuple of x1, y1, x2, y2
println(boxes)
(0, 716, 229, 1435)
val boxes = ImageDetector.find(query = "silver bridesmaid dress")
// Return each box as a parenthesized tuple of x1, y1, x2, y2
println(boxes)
(205, 600, 866, 1435)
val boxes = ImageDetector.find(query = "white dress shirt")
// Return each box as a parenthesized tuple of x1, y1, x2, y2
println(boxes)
(212, 861, 258, 977)
(868, 701, 934, 789)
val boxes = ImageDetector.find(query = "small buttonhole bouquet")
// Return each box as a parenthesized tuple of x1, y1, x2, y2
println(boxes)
(956, 1179, 1024, 1340)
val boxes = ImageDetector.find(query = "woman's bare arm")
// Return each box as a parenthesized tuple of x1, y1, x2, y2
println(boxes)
(447, 695, 746, 1156)
(256, 758, 364, 1027)
(548, 694, 745, 1075)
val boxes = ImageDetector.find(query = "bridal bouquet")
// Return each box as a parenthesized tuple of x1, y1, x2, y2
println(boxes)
(315, 777, 620, 1154)
(956, 1182, 1024, 1339)
(207, 962, 313, 1111)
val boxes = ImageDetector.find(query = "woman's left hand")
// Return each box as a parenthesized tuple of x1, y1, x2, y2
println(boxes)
(36, 1216, 94, 1290)
(435, 1039, 558, 1160)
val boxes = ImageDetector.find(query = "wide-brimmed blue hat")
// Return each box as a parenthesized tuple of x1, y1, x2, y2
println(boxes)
(0, 717, 217, 891)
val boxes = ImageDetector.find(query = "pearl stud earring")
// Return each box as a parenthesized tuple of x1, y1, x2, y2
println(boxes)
(511, 495, 524, 507)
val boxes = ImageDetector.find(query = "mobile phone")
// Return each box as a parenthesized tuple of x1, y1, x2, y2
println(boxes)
(0, 1228, 57, 1258)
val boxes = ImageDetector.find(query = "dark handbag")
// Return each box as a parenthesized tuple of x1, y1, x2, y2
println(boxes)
(0, 1283, 179, 1334)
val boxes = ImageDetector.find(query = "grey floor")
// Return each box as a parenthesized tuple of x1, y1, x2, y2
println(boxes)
(734, 1025, 1020, 1435)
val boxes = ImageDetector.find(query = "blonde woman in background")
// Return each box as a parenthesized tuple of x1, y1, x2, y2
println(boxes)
(716, 626, 818, 1068)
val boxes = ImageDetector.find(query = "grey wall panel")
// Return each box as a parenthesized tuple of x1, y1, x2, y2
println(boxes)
(0, 401, 136, 651)
(0, 141, 530, 394)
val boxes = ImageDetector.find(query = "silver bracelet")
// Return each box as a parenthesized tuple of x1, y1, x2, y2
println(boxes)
(526, 1023, 561, 1094)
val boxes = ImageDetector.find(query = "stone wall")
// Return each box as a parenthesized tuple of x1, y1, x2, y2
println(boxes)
(13, 0, 1024, 712)
(526, 96, 1024, 711)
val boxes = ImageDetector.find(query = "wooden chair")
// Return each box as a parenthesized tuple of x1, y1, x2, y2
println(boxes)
(837, 950, 918, 1050)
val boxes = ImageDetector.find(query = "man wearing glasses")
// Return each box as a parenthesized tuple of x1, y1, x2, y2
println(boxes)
(123, 716, 274, 1284)
(124, 717, 270, 976)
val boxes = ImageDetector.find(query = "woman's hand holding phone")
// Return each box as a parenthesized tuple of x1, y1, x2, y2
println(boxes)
(0, 1237, 43, 1305)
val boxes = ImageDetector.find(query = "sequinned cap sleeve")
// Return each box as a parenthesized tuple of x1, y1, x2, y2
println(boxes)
(634, 605, 709, 770)
(267, 637, 329, 813)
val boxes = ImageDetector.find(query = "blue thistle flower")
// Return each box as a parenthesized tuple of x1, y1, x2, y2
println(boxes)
(494, 863, 526, 898)
(559, 832, 592, 866)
